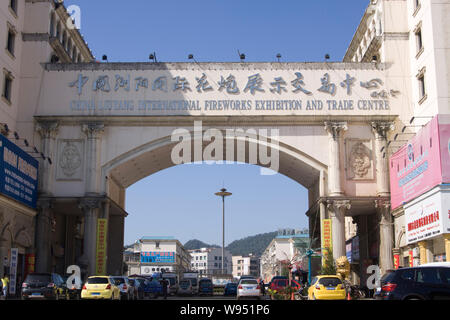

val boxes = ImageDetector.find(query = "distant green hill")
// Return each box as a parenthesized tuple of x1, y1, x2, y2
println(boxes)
(184, 239, 220, 250)
(184, 232, 278, 257)
(226, 232, 278, 256)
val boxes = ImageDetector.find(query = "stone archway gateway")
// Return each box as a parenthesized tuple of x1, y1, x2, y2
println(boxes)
(33, 62, 400, 277)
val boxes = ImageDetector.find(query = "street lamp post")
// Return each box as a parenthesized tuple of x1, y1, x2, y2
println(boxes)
(215, 188, 232, 275)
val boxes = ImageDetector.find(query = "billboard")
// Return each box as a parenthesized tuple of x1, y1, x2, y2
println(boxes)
(404, 188, 450, 244)
(0, 134, 39, 209)
(140, 252, 175, 264)
(389, 115, 450, 209)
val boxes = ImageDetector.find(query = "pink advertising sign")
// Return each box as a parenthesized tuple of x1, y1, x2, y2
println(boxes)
(438, 115, 450, 183)
(389, 117, 443, 209)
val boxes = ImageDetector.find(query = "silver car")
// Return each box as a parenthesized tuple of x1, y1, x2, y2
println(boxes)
(177, 279, 193, 296)
(111, 276, 135, 300)
(237, 278, 262, 300)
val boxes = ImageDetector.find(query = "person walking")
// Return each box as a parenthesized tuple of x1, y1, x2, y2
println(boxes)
(260, 279, 265, 296)
(1, 275, 9, 300)
(161, 279, 168, 300)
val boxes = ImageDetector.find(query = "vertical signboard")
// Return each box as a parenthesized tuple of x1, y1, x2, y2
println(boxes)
(321, 219, 332, 256)
(394, 255, 400, 269)
(9, 248, 18, 295)
(24, 254, 35, 279)
(96, 219, 108, 275)
(0, 134, 39, 209)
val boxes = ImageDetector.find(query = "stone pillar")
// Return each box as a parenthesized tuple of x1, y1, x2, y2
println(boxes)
(371, 122, 394, 197)
(78, 198, 102, 277)
(35, 199, 53, 273)
(35, 122, 59, 196)
(445, 235, 450, 263)
(82, 123, 105, 195)
(418, 241, 428, 265)
(327, 200, 351, 259)
(324, 122, 348, 196)
(375, 199, 394, 274)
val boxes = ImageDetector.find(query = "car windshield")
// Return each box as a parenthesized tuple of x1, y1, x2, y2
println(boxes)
(241, 279, 258, 285)
(275, 280, 288, 286)
(180, 281, 190, 288)
(87, 277, 109, 284)
(25, 274, 52, 283)
(112, 277, 126, 284)
(188, 279, 197, 286)
(200, 280, 212, 286)
(381, 271, 397, 284)
(163, 278, 176, 286)
(227, 283, 237, 287)
(318, 277, 342, 287)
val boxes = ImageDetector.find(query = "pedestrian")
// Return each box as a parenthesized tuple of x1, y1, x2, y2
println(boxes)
(162, 279, 168, 300)
(1, 275, 9, 300)
(260, 279, 265, 296)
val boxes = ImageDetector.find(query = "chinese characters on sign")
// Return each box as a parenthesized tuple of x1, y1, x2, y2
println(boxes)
(96, 219, 108, 275)
(68, 72, 399, 97)
(321, 219, 333, 257)
(140, 252, 176, 264)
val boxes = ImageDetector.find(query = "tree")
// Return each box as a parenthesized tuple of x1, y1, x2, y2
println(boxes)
(320, 250, 336, 275)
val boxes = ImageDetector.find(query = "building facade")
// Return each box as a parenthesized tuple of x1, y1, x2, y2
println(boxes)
(124, 237, 191, 279)
(260, 234, 309, 283)
(189, 247, 232, 276)
(0, 0, 93, 292)
(232, 254, 260, 279)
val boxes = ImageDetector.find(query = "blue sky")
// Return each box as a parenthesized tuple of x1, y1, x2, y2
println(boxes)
(64, 0, 369, 246)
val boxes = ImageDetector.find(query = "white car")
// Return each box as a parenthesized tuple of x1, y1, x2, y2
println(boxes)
(237, 278, 262, 300)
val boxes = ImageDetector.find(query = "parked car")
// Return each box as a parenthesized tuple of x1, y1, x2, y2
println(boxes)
(62, 275, 81, 300)
(224, 282, 238, 296)
(198, 278, 214, 296)
(177, 279, 194, 296)
(21, 273, 69, 300)
(81, 276, 120, 300)
(127, 278, 140, 300)
(270, 278, 302, 292)
(307, 275, 346, 300)
(130, 278, 146, 300)
(111, 276, 135, 300)
(237, 278, 262, 300)
(268, 275, 288, 288)
(144, 277, 163, 299)
(375, 263, 450, 300)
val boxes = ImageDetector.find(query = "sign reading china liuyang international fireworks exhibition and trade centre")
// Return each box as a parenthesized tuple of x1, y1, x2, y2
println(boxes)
(0, 134, 39, 209)
(37, 63, 401, 117)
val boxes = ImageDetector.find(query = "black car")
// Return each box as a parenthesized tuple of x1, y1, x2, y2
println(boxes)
(62, 275, 81, 300)
(375, 265, 450, 300)
(22, 273, 69, 300)
(198, 278, 214, 296)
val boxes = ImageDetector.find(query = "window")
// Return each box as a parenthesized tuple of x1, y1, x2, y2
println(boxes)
(414, 22, 424, 58)
(416, 67, 427, 103)
(155, 242, 160, 249)
(6, 27, 16, 57)
(2, 71, 13, 104)
(9, 0, 18, 16)
(416, 268, 442, 285)
(440, 268, 450, 284)
(413, 0, 421, 13)
(50, 13, 56, 36)
(400, 269, 415, 281)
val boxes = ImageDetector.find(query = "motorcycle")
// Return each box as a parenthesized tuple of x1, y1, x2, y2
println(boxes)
(343, 280, 366, 300)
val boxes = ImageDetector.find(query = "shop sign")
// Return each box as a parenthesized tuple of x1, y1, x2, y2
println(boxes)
(346, 241, 352, 263)
(25, 254, 35, 278)
(409, 250, 414, 267)
(95, 219, 108, 275)
(0, 134, 39, 209)
(394, 255, 400, 269)
(140, 252, 175, 264)
(9, 248, 18, 295)
(390, 115, 450, 210)
(404, 189, 450, 244)
(321, 219, 332, 255)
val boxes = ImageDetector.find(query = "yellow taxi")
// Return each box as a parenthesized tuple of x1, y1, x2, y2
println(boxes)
(81, 276, 120, 300)
(308, 275, 346, 300)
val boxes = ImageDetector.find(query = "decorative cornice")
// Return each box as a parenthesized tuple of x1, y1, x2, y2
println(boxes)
(35, 121, 59, 139)
(371, 121, 395, 140)
(82, 123, 105, 139)
(324, 121, 348, 140)
(43, 62, 387, 72)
